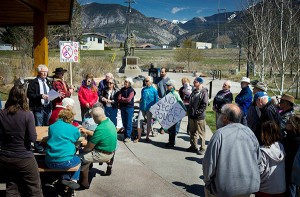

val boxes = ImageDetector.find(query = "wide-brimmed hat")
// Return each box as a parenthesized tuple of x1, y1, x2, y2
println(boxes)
(281, 94, 295, 104)
(253, 82, 267, 92)
(53, 67, 67, 74)
(240, 77, 250, 83)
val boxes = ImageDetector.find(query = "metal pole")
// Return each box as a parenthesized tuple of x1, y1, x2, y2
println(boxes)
(209, 81, 213, 99)
(247, 31, 251, 78)
(238, 44, 241, 72)
(69, 61, 72, 86)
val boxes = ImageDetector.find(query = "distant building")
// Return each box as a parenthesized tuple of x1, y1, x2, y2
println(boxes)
(162, 44, 169, 49)
(80, 33, 107, 50)
(195, 42, 212, 49)
(137, 43, 161, 49)
(0, 44, 13, 50)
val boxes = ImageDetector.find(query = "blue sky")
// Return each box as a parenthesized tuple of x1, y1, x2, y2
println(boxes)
(82, 0, 245, 21)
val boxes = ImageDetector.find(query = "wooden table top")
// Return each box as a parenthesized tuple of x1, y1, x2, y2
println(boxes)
(35, 126, 85, 142)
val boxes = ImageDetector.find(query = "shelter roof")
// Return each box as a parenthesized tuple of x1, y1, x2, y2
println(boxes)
(0, 0, 73, 26)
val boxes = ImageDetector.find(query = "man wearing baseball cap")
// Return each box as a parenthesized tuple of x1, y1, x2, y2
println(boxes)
(247, 81, 268, 132)
(235, 77, 252, 126)
(279, 94, 295, 132)
(254, 91, 281, 144)
(187, 77, 208, 155)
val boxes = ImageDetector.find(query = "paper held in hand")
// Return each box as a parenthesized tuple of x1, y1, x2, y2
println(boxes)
(150, 93, 186, 130)
(47, 89, 62, 101)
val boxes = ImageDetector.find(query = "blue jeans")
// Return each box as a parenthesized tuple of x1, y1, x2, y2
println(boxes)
(105, 106, 118, 126)
(121, 107, 134, 139)
(34, 107, 52, 126)
(45, 156, 81, 181)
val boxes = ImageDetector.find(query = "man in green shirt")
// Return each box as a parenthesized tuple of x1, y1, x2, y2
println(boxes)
(79, 107, 117, 189)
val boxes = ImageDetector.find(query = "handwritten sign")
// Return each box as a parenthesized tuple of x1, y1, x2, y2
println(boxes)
(150, 93, 186, 130)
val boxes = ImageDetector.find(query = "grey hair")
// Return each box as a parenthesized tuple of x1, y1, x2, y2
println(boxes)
(221, 104, 242, 123)
(146, 76, 153, 83)
(125, 77, 134, 86)
(224, 80, 231, 88)
(37, 64, 48, 72)
(91, 107, 106, 120)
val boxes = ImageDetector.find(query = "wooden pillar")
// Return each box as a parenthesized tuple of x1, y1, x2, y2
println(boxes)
(33, 10, 48, 75)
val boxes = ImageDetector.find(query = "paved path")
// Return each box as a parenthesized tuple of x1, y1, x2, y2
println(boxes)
(70, 73, 242, 197)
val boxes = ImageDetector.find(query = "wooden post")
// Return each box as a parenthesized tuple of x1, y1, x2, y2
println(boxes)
(33, 10, 48, 75)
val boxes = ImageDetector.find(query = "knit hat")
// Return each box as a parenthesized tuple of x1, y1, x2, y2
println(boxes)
(281, 94, 295, 104)
(166, 79, 175, 87)
(252, 82, 267, 92)
(254, 92, 268, 101)
(195, 77, 204, 84)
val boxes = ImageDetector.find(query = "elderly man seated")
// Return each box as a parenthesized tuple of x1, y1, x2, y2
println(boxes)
(79, 107, 117, 189)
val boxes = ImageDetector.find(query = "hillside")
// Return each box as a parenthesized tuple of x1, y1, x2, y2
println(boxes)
(82, 3, 178, 45)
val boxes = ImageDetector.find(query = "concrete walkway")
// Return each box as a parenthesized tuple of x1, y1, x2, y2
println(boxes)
(71, 73, 242, 197)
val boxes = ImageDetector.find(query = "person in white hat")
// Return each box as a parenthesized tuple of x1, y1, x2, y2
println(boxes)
(235, 77, 252, 126)
(49, 97, 79, 127)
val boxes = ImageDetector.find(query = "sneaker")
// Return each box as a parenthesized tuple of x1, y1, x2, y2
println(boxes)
(123, 138, 131, 143)
(61, 180, 80, 190)
(196, 148, 206, 155)
(186, 146, 197, 152)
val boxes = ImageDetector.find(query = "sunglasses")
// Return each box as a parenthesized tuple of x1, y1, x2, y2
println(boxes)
(86, 80, 92, 83)
(145, 80, 149, 82)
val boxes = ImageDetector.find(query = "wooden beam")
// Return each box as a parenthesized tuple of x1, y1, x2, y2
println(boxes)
(33, 10, 48, 74)
(19, 0, 46, 12)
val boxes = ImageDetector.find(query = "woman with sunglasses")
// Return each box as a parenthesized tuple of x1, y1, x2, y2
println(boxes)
(100, 78, 119, 126)
(78, 74, 99, 121)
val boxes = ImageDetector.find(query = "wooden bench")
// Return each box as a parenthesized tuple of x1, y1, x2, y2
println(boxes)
(37, 161, 80, 173)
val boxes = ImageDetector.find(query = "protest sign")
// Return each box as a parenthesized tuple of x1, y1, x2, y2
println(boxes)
(150, 93, 186, 130)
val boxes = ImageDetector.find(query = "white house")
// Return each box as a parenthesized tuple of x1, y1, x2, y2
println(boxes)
(196, 42, 212, 49)
(0, 44, 13, 50)
(80, 33, 107, 50)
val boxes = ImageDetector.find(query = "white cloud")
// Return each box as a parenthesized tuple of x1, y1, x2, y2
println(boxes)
(171, 7, 187, 14)
(196, 9, 203, 14)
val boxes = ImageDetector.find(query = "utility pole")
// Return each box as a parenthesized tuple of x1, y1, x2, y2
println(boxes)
(124, 0, 135, 38)
(217, 0, 226, 49)
(217, 0, 220, 49)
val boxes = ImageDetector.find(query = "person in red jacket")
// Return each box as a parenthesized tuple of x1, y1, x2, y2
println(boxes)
(52, 67, 74, 107)
(78, 74, 99, 121)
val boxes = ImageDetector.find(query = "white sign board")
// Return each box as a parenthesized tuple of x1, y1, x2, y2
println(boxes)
(59, 41, 80, 63)
(150, 93, 186, 130)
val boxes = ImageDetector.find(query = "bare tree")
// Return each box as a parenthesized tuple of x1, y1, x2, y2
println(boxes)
(174, 39, 202, 69)
(243, 0, 300, 95)
(215, 35, 232, 49)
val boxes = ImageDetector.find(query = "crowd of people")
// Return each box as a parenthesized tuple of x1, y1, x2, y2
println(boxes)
(0, 64, 299, 197)
(205, 77, 300, 197)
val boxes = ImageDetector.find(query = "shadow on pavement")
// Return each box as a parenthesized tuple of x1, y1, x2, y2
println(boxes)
(185, 156, 203, 164)
(173, 181, 204, 197)
(150, 139, 188, 152)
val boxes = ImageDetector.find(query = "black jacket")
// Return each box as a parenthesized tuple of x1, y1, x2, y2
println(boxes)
(255, 101, 281, 144)
(27, 77, 52, 112)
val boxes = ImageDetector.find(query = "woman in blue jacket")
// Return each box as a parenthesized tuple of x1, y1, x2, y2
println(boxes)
(135, 76, 158, 143)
